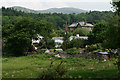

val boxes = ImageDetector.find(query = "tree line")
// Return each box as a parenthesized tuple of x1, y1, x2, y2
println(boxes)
(1, 7, 114, 29)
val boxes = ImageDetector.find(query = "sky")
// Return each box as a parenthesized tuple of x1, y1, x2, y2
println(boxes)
(0, 0, 113, 11)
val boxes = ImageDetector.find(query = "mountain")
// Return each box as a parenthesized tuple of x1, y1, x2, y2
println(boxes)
(10, 6, 38, 13)
(38, 7, 87, 14)
(10, 6, 88, 14)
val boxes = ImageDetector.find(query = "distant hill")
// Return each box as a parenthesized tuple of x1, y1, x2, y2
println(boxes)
(10, 6, 38, 13)
(10, 6, 88, 14)
(38, 7, 88, 14)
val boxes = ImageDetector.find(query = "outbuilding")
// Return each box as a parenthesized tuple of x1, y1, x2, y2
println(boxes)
(94, 52, 109, 61)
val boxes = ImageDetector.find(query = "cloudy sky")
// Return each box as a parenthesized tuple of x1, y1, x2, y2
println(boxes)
(0, 0, 113, 11)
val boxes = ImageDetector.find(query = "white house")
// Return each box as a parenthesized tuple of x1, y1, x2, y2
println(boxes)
(32, 34, 44, 45)
(52, 37, 64, 48)
(69, 34, 88, 41)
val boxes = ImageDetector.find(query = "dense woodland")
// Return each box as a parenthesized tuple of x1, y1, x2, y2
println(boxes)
(2, 7, 114, 29)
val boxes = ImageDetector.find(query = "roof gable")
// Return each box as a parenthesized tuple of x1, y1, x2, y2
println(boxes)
(68, 21, 93, 28)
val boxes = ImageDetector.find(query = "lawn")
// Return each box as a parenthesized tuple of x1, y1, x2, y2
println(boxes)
(2, 54, 118, 78)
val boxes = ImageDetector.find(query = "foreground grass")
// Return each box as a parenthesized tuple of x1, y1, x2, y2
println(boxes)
(2, 54, 118, 78)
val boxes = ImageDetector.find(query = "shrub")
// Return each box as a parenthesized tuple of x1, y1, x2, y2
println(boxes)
(73, 47, 77, 50)
(92, 49, 103, 53)
(55, 50, 61, 54)
(37, 49, 45, 54)
(96, 43, 103, 50)
(61, 39, 87, 50)
(40, 61, 67, 79)
(86, 44, 97, 52)
(49, 49, 54, 52)
(66, 48, 79, 55)
(38, 38, 55, 49)
(2, 43, 7, 52)
(5, 33, 32, 56)
(86, 43, 104, 52)
(73, 28, 90, 36)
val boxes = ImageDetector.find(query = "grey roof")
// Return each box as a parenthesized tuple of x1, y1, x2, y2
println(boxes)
(68, 21, 93, 28)
(69, 36, 88, 41)
(78, 22, 93, 27)
(84, 23, 93, 27)
(78, 22, 85, 26)
(98, 52, 109, 54)
(52, 37, 64, 40)
(79, 36, 88, 39)
(68, 23, 78, 28)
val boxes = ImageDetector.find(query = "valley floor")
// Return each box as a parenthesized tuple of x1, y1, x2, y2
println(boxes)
(2, 54, 118, 78)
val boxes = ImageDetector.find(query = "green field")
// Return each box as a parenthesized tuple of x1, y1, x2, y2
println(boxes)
(2, 54, 118, 78)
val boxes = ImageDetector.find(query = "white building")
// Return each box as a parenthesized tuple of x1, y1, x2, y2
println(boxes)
(52, 37, 64, 48)
(69, 34, 88, 41)
(32, 34, 44, 45)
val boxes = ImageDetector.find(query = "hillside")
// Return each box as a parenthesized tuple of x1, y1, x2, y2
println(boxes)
(10, 6, 38, 13)
(10, 6, 88, 14)
(38, 7, 87, 14)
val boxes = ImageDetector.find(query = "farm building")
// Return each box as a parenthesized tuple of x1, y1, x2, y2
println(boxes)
(94, 52, 109, 61)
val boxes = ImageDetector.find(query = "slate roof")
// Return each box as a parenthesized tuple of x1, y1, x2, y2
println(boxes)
(68, 21, 93, 28)
(52, 37, 64, 40)
(69, 36, 88, 41)
(84, 23, 93, 27)
(98, 52, 109, 55)
(68, 23, 78, 28)
(78, 22, 85, 26)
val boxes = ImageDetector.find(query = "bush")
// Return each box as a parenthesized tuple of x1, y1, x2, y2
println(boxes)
(92, 49, 103, 53)
(66, 48, 79, 55)
(73, 28, 90, 36)
(61, 39, 87, 50)
(55, 50, 61, 54)
(86, 44, 97, 52)
(96, 43, 103, 49)
(37, 49, 45, 54)
(49, 49, 54, 52)
(86, 43, 104, 52)
(38, 38, 56, 49)
(40, 61, 67, 79)
(5, 33, 32, 56)
(2, 42, 7, 52)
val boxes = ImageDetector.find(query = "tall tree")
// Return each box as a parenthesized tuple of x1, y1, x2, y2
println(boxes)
(4, 17, 53, 56)
(112, 0, 120, 77)
(112, 0, 120, 15)
(88, 23, 108, 44)
(104, 0, 120, 77)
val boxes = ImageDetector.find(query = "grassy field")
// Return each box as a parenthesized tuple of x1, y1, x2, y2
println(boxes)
(2, 54, 118, 78)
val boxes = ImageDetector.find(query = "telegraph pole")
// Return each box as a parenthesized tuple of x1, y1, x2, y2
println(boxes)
(65, 21, 68, 50)
(65, 21, 67, 35)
